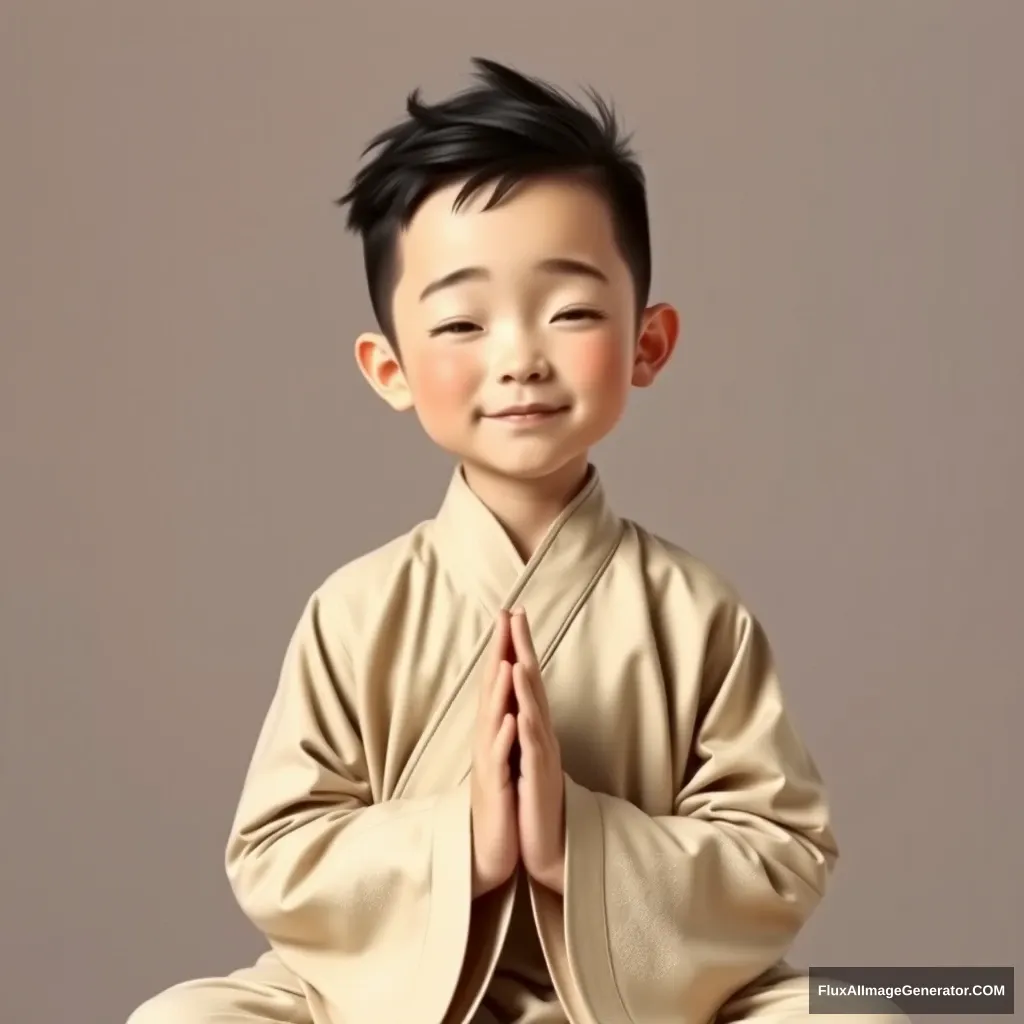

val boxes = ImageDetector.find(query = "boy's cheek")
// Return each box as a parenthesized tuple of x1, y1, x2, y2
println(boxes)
(563, 335, 631, 395)
(409, 349, 482, 411)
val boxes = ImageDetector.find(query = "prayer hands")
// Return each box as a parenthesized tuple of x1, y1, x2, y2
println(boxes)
(509, 608, 566, 894)
(470, 611, 520, 898)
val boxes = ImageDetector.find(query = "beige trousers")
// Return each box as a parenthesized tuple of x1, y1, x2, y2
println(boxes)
(127, 950, 910, 1023)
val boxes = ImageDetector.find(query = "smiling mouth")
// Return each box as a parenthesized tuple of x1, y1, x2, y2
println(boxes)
(485, 404, 570, 421)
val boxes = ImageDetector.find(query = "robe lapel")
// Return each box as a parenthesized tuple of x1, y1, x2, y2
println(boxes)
(395, 465, 624, 801)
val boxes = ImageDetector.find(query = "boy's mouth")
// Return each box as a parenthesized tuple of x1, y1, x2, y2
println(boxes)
(484, 402, 570, 424)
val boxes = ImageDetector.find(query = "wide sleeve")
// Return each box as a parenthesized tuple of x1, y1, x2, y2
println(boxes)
(224, 592, 473, 1024)
(530, 599, 838, 1024)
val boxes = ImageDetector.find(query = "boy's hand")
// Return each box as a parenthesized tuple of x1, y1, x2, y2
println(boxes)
(509, 609, 566, 894)
(470, 611, 520, 898)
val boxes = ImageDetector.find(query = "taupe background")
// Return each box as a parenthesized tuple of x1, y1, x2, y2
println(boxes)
(2, 3, 1021, 1023)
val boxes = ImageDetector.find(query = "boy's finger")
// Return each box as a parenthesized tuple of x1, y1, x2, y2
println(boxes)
(510, 611, 551, 719)
(511, 663, 539, 726)
(489, 660, 513, 733)
(493, 712, 517, 764)
(509, 609, 539, 672)
(517, 710, 540, 779)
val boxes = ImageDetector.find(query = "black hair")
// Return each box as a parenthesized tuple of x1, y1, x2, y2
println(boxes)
(335, 57, 651, 344)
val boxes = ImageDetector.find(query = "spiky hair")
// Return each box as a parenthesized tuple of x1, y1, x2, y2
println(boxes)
(336, 57, 651, 342)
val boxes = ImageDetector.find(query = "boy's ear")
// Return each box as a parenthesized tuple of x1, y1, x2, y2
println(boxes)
(354, 332, 414, 411)
(631, 303, 680, 388)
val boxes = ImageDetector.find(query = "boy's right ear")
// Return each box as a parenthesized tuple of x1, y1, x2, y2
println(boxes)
(354, 332, 414, 412)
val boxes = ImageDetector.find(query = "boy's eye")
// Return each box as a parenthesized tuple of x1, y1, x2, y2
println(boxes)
(428, 309, 604, 336)
(429, 320, 480, 337)
(554, 308, 604, 322)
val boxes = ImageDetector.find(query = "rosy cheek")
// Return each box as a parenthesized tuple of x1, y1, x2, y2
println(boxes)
(562, 334, 629, 394)
(409, 347, 482, 407)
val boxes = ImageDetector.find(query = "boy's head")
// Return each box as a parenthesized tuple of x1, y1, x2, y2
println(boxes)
(337, 58, 678, 485)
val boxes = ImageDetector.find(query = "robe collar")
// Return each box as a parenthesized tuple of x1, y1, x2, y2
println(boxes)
(394, 465, 624, 800)
(432, 464, 624, 653)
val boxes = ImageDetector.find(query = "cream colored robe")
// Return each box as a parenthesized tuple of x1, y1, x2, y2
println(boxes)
(223, 466, 838, 1024)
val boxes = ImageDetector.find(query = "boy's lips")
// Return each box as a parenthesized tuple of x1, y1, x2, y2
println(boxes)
(485, 402, 570, 419)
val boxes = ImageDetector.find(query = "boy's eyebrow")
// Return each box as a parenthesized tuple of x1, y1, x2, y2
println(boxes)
(419, 257, 608, 301)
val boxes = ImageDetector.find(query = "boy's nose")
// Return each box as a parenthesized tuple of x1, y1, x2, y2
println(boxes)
(501, 360, 551, 384)
(495, 334, 552, 383)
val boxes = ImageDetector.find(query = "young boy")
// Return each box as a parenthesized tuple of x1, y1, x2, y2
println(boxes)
(129, 59, 907, 1024)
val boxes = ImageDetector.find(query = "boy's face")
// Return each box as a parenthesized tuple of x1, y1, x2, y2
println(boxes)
(356, 174, 677, 484)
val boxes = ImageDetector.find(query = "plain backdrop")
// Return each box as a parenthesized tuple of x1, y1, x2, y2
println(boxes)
(2, 3, 1021, 1024)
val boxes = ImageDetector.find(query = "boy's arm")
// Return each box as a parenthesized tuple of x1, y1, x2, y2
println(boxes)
(224, 592, 472, 1024)
(532, 600, 837, 1024)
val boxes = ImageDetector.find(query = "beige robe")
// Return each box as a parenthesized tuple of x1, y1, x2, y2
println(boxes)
(128, 467, 906, 1024)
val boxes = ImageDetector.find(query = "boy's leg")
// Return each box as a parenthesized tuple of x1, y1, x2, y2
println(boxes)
(716, 961, 910, 1023)
(127, 949, 312, 1024)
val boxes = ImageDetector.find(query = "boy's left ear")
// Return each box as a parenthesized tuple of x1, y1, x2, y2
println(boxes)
(631, 303, 680, 388)
(354, 332, 414, 411)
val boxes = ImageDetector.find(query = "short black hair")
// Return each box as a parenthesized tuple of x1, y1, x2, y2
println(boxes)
(335, 57, 651, 344)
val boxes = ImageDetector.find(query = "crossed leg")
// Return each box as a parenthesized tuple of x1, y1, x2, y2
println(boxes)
(127, 951, 312, 1024)
(127, 953, 910, 1024)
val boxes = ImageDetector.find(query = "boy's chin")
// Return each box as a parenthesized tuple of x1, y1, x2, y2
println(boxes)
(459, 448, 589, 485)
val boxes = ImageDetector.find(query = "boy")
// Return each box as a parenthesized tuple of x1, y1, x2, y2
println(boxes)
(129, 59, 907, 1024)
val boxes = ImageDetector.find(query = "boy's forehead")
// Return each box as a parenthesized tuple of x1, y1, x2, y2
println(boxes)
(396, 175, 623, 287)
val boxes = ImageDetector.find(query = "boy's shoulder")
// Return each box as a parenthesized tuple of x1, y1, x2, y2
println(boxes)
(628, 517, 746, 609)
(312, 517, 435, 613)
(626, 520, 779, 663)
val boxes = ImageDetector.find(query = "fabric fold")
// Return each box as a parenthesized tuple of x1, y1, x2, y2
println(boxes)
(224, 595, 476, 1024)
(530, 600, 837, 1024)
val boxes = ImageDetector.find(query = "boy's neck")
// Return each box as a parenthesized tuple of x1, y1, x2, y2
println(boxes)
(460, 454, 592, 562)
